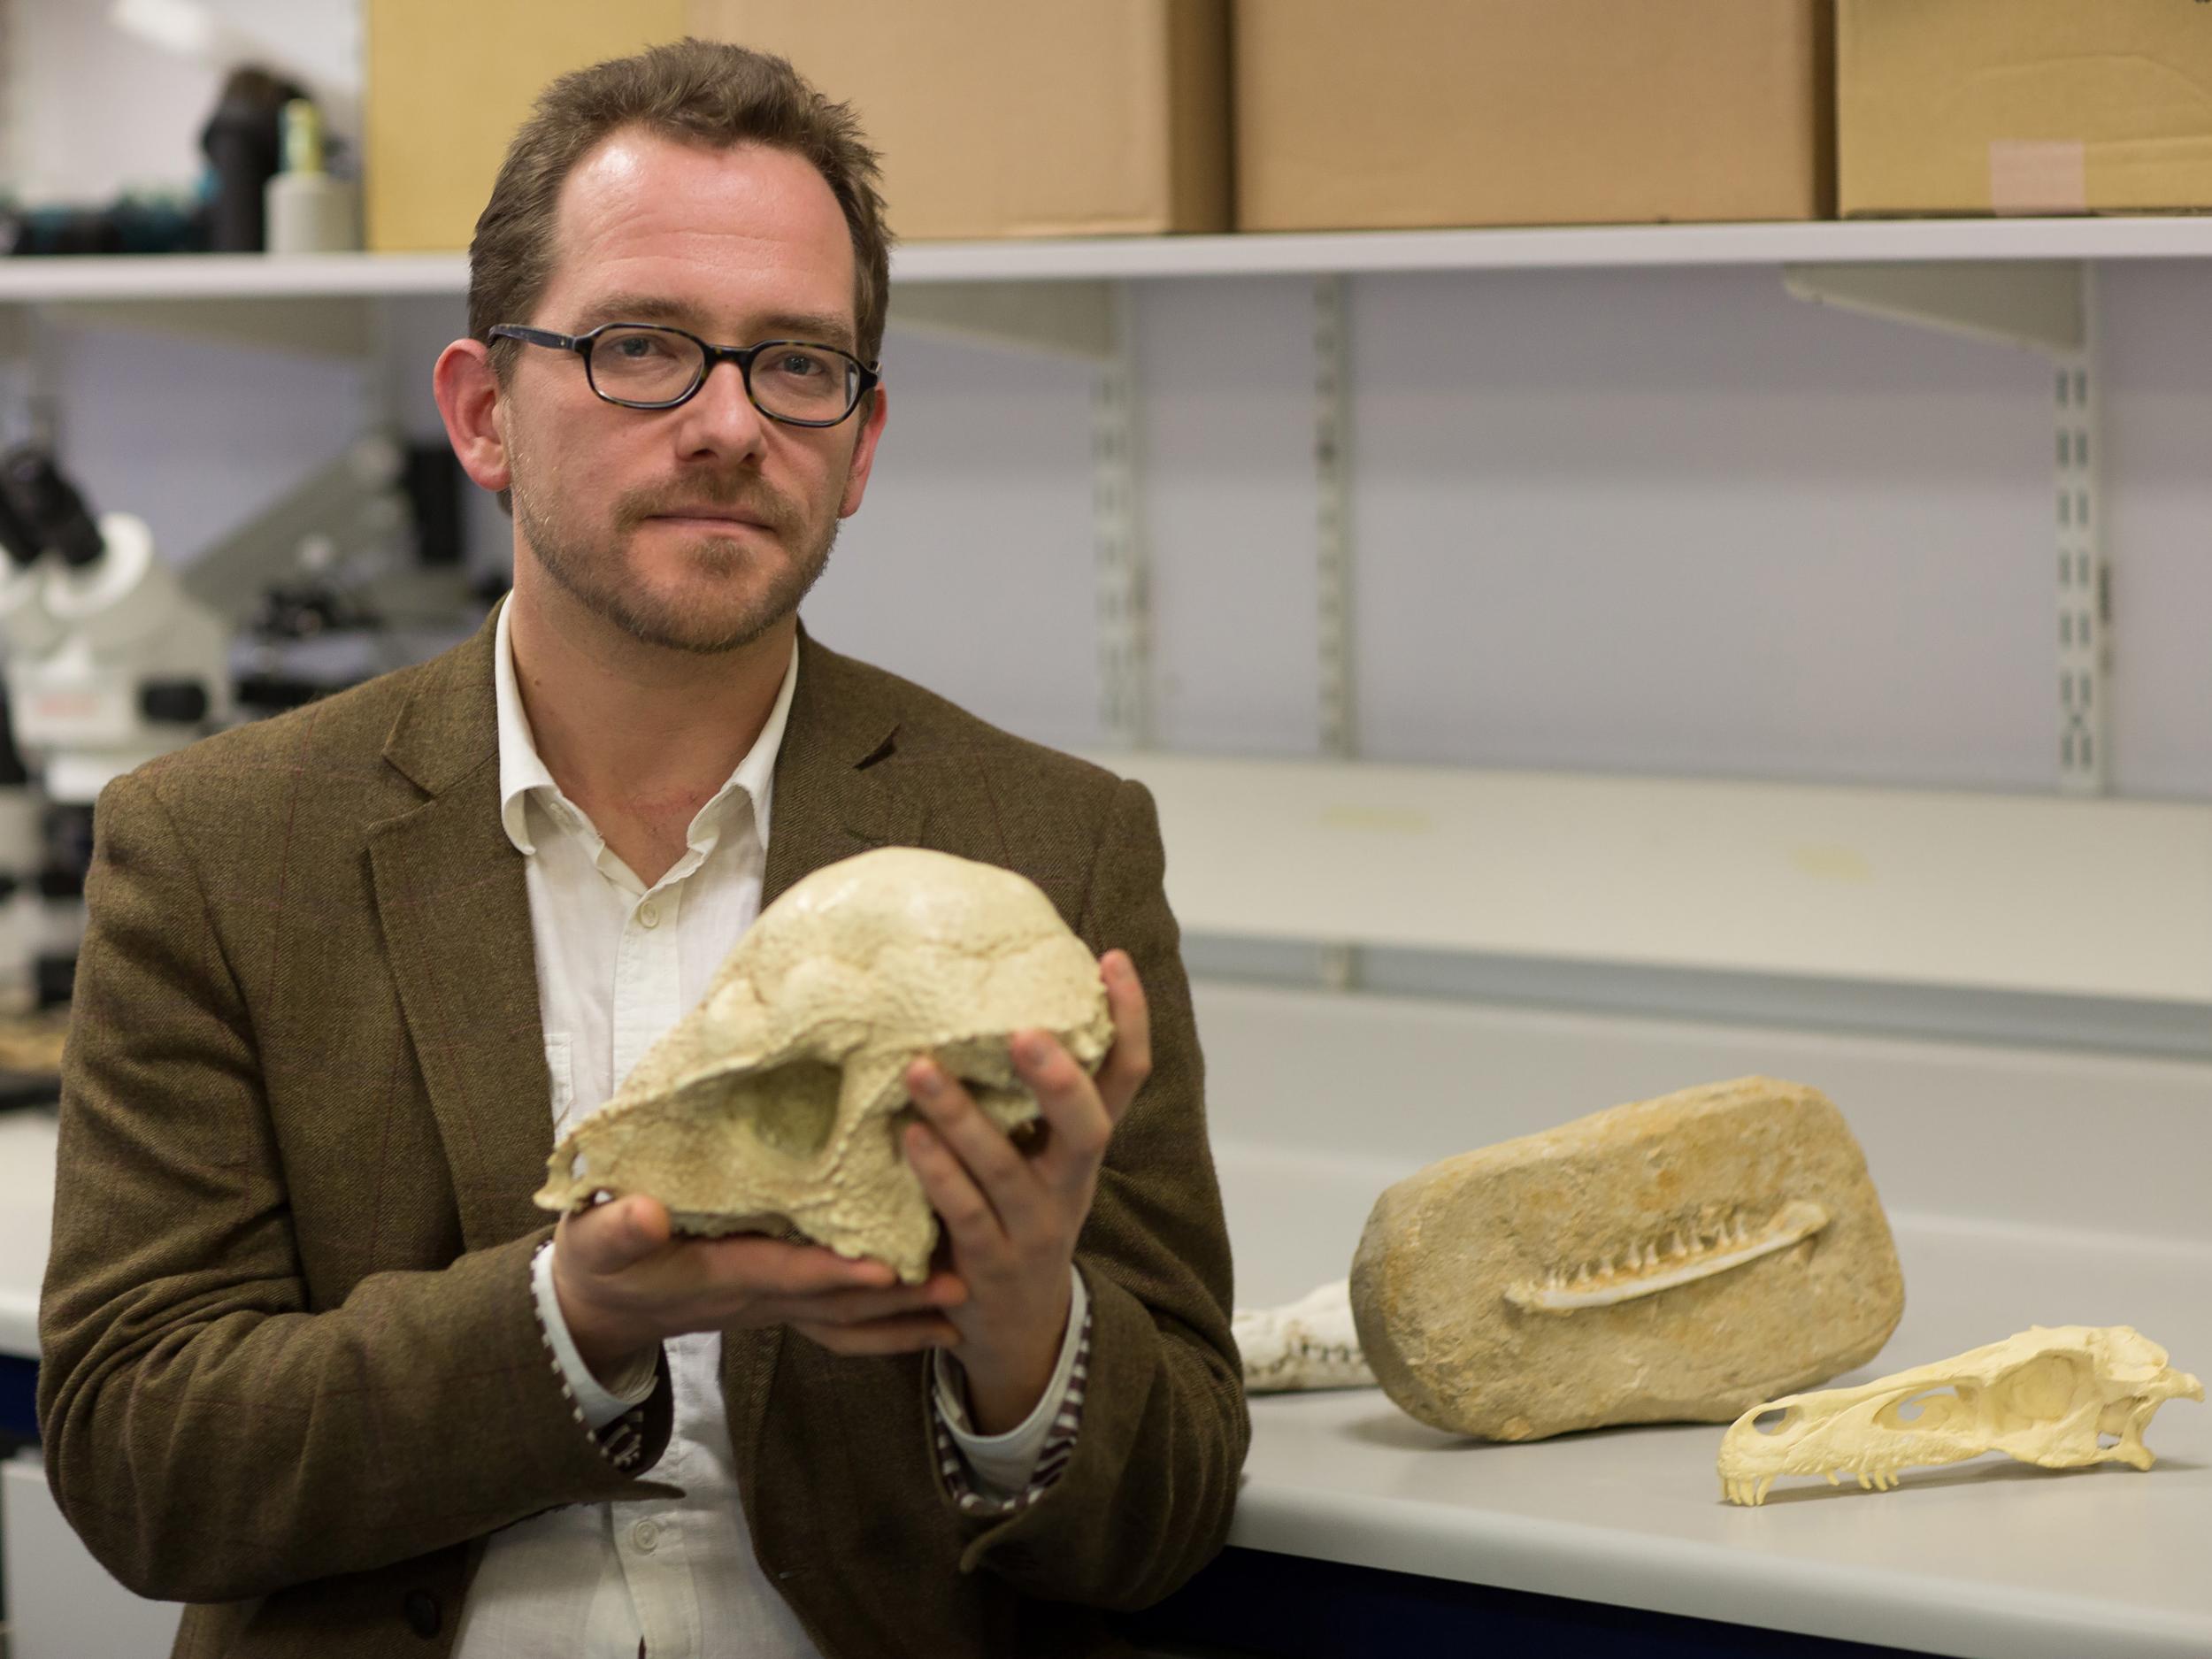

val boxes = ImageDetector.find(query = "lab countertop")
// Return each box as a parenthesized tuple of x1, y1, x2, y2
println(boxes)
(1231, 1217, 2212, 1659)
(4, 1111, 2207, 1657)
(0, 1108, 55, 1359)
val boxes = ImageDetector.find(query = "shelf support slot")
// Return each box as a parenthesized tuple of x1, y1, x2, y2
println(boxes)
(1782, 257, 2107, 794)
(1315, 273, 1363, 991)
(1094, 280, 1151, 749)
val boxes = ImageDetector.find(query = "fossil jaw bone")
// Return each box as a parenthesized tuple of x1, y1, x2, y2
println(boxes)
(1509, 1200, 1830, 1313)
(1234, 1279, 1378, 1393)
(1717, 1325, 2203, 1506)
(1349, 1077, 1902, 1441)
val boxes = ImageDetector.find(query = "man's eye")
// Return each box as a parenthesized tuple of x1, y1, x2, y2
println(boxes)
(607, 333, 677, 360)
(776, 352, 829, 378)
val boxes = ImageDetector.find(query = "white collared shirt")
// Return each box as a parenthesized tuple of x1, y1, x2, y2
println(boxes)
(450, 602, 1086, 1659)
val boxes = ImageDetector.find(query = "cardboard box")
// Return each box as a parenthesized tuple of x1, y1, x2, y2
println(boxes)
(1839, 0, 2212, 217)
(1233, 1, 1832, 233)
(366, 0, 687, 251)
(687, 0, 1230, 240)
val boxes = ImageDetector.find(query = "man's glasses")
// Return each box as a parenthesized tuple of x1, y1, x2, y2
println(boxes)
(488, 321, 879, 427)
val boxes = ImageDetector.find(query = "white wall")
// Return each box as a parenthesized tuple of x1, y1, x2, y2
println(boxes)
(818, 267, 2212, 800)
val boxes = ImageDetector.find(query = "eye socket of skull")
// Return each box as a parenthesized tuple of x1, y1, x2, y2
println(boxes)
(664, 1057, 844, 1161)
(1998, 1352, 2092, 1424)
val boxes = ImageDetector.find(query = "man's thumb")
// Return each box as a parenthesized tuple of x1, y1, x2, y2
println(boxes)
(574, 1193, 671, 1271)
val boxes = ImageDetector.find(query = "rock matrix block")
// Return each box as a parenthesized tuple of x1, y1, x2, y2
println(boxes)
(535, 847, 1113, 1282)
(1718, 1325, 2203, 1505)
(1349, 1077, 1903, 1440)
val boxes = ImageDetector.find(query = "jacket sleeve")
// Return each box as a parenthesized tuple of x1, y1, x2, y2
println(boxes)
(951, 775, 1250, 1606)
(35, 770, 677, 1605)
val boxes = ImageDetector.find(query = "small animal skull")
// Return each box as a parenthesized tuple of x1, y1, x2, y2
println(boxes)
(1233, 1279, 1378, 1394)
(534, 847, 1114, 1282)
(1717, 1325, 2203, 1505)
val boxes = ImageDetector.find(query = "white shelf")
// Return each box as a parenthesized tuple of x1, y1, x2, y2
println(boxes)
(0, 251, 467, 303)
(4, 217, 2212, 304)
(893, 215, 2212, 281)
(1080, 751, 2212, 1007)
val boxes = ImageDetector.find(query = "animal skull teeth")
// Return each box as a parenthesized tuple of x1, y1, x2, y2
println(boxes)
(1509, 1199, 1831, 1314)
(1717, 1325, 2202, 1505)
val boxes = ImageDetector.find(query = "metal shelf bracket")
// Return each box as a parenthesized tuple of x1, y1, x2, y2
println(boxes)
(888, 280, 1118, 363)
(1783, 257, 2107, 794)
(1780, 259, 2085, 353)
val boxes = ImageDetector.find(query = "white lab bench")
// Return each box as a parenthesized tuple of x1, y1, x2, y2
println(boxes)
(2, 1108, 186, 1658)
(1217, 1170, 2211, 1659)
(4, 982, 2209, 1659)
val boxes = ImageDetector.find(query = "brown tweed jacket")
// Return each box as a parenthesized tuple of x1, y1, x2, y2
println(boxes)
(37, 611, 1248, 1658)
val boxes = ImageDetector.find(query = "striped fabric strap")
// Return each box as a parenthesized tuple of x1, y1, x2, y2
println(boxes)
(933, 1299, 1093, 1516)
(529, 1257, 650, 1472)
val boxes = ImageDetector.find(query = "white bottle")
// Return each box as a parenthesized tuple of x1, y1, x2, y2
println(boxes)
(265, 98, 359, 255)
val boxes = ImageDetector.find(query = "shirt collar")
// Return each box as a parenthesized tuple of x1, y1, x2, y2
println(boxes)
(493, 596, 800, 858)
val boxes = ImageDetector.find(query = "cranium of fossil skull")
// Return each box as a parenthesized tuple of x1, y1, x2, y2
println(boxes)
(1717, 1325, 2203, 1505)
(534, 847, 1115, 1282)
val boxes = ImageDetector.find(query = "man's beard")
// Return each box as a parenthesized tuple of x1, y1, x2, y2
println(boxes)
(513, 464, 839, 656)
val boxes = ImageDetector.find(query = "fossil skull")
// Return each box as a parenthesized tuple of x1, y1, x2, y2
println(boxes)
(534, 847, 1114, 1282)
(1717, 1325, 2203, 1505)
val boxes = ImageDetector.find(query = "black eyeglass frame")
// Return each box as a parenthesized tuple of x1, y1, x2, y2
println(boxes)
(487, 321, 880, 427)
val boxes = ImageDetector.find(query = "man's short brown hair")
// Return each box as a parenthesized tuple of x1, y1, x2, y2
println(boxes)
(470, 38, 893, 374)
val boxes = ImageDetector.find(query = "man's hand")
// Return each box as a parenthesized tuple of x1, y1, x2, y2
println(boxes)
(902, 949, 1153, 1433)
(551, 1194, 969, 1388)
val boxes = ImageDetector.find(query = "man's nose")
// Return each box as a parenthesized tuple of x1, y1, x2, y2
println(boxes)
(674, 355, 771, 459)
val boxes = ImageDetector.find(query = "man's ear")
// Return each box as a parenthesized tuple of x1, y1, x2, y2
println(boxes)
(433, 339, 512, 496)
(837, 382, 889, 519)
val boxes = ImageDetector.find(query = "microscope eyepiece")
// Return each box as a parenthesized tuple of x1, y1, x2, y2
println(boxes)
(0, 479, 40, 568)
(0, 448, 105, 568)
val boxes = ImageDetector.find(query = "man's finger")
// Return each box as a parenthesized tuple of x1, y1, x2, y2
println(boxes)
(1094, 950, 1152, 1124)
(753, 1271, 967, 1330)
(906, 1061, 1030, 1233)
(904, 1115, 1015, 1262)
(692, 1233, 902, 1297)
(1010, 1031, 1115, 1197)
(790, 1312, 964, 1357)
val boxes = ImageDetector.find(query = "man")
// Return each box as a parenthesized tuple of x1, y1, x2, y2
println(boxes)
(38, 38, 1247, 1659)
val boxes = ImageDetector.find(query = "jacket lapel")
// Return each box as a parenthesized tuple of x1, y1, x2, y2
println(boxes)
(731, 626, 925, 1499)
(367, 615, 556, 1253)
(760, 628, 924, 907)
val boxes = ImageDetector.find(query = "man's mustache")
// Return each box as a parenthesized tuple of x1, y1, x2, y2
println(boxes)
(613, 477, 800, 534)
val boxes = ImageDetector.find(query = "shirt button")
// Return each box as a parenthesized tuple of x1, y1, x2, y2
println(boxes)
(630, 1519, 660, 1553)
(637, 901, 661, 929)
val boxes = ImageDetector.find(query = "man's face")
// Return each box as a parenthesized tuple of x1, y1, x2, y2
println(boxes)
(500, 131, 885, 655)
